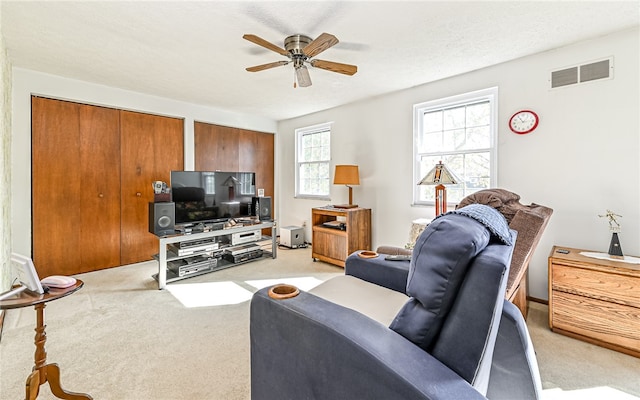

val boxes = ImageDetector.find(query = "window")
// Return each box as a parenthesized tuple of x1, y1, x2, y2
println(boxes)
(203, 172, 215, 194)
(238, 172, 255, 196)
(296, 122, 332, 199)
(413, 87, 497, 206)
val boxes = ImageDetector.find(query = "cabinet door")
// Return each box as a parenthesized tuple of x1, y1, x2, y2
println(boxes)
(240, 129, 275, 200)
(32, 97, 121, 276)
(195, 122, 275, 221)
(120, 111, 184, 265)
(194, 122, 240, 171)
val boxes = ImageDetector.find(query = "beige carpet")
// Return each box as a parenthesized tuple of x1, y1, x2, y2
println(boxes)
(1, 247, 638, 399)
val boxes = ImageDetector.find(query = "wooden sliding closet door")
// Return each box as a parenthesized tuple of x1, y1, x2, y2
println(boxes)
(120, 111, 184, 265)
(239, 128, 275, 200)
(194, 121, 275, 214)
(32, 97, 121, 277)
(194, 122, 240, 171)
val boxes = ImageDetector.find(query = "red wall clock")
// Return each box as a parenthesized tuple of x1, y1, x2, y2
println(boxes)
(509, 110, 539, 134)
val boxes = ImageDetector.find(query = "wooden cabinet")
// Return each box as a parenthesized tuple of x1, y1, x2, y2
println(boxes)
(548, 246, 640, 358)
(31, 97, 184, 276)
(195, 123, 240, 171)
(120, 111, 183, 265)
(194, 121, 274, 233)
(32, 98, 122, 276)
(311, 207, 371, 267)
(194, 122, 274, 201)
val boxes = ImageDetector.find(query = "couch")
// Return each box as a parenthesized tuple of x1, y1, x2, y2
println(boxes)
(250, 205, 542, 399)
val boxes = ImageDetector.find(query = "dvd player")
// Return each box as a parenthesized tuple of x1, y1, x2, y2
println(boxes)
(167, 256, 217, 277)
(169, 242, 219, 257)
(226, 243, 262, 256)
(176, 237, 218, 249)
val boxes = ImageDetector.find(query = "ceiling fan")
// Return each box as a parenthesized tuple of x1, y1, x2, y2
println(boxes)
(243, 32, 358, 88)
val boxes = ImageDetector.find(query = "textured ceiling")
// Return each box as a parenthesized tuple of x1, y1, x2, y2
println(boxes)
(2, 1, 638, 121)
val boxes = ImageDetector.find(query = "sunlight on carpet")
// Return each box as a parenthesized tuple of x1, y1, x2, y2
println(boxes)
(543, 386, 640, 400)
(245, 276, 324, 291)
(167, 281, 253, 308)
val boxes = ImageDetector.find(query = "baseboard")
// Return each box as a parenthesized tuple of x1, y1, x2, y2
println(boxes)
(0, 309, 5, 343)
(528, 296, 548, 305)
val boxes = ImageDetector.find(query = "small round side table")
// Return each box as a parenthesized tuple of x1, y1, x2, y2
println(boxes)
(0, 280, 93, 400)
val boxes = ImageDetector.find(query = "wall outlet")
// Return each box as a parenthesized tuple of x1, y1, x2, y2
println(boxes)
(258, 188, 265, 197)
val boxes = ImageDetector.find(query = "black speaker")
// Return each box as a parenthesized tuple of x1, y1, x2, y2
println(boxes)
(252, 196, 272, 221)
(149, 202, 175, 236)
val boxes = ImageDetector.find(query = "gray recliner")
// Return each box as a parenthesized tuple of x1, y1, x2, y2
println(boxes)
(250, 205, 542, 399)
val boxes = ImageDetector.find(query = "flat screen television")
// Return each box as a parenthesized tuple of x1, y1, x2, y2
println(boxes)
(170, 171, 256, 226)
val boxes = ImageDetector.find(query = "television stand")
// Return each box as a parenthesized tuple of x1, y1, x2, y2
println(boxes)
(152, 220, 276, 289)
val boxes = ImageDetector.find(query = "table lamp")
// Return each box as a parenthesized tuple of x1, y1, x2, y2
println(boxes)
(418, 161, 459, 216)
(333, 165, 360, 209)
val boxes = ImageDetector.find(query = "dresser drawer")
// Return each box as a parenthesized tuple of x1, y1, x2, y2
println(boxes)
(551, 291, 640, 352)
(552, 264, 640, 308)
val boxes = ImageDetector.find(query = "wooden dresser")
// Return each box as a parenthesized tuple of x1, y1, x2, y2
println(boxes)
(548, 246, 640, 357)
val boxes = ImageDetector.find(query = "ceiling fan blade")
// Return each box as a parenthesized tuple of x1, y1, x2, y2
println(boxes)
(246, 60, 290, 72)
(243, 34, 290, 56)
(310, 59, 358, 76)
(303, 32, 339, 58)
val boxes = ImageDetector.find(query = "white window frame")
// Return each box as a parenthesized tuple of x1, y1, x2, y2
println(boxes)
(295, 122, 332, 200)
(413, 87, 498, 206)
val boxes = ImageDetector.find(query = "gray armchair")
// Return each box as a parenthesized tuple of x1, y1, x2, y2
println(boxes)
(250, 205, 542, 399)
(372, 189, 553, 318)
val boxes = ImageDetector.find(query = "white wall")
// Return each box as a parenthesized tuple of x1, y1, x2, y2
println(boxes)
(11, 68, 277, 257)
(0, 7, 13, 292)
(277, 28, 640, 300)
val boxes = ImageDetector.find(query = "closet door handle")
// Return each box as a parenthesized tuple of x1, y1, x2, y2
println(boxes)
(136, 192, 142, 197)
(98, 193, 104, 198)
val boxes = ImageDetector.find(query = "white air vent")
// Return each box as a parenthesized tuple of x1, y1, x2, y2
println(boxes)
(550, 57, 613, 89)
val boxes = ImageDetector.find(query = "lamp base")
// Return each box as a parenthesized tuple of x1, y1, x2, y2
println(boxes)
(333, 204, 358, 209)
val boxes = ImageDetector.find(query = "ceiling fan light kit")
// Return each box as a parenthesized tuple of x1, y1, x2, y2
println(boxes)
(243, 32, 358, 88)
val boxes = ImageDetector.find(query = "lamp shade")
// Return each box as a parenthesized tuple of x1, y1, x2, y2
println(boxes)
(334, 165, 360, 185)
(417, 161, 459, 185)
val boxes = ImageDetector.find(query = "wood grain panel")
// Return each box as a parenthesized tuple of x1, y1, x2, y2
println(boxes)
(250, 130, 275, 199)
(348, 208, 372, 252)
(552, 264, 640, 308)
(312, 229, 347, 264)
(120, 111, 184, 265)
(32, 97, 82, 276)
(32, 97, 121, 276)
(78, 104, 121, 271)
(194, 122, 275, 221)
(194, 122, 239, 172)
(552, 291, 640, 351)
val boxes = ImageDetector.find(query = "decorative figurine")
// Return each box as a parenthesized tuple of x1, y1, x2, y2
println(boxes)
(599, 209, 624, 259)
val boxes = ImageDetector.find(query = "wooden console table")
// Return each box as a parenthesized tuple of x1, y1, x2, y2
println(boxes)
(0, 281, 92, 400)
(548, 246, 640, 357)
(311, 206, 371, 267)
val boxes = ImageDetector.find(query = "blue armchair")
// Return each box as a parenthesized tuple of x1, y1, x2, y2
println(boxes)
(250, 205, 542, 399)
